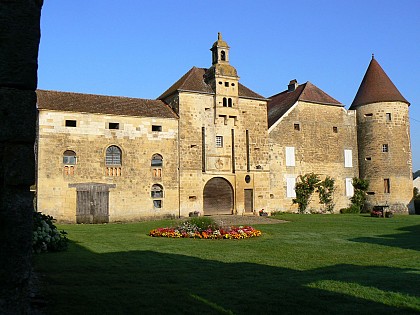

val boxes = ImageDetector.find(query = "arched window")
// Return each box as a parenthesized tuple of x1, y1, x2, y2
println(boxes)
(151, 184, 163, 198)
(63, 150, 76, 165)
(228, 98, 233, 107)
(221, 50, 226, 61)
(151, 184, 163, 208)
(105, 145, 122, 165)
(223, 97, 227, 107)
(63, 150, 76, 176)
(151, 154, 163, 167)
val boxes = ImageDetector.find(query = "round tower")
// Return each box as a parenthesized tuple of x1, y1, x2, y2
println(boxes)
(350, 56, 412, 213)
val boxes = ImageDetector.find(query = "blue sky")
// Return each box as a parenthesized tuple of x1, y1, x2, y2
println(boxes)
(38, 0, 420, 170)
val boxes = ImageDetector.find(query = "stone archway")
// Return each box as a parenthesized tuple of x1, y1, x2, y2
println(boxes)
(203, 177, 233, 215)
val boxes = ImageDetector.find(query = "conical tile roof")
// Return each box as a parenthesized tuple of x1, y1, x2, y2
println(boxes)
(350, 56, 409, 109)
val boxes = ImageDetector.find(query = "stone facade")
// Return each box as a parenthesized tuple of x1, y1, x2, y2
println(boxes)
(36, 35, 413, 222)
(269, 100, 358, 212)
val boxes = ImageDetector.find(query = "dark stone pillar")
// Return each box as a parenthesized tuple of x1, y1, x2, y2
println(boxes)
(0, 1, 43, 313)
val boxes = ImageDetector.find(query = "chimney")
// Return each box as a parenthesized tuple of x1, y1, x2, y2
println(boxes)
(288, 79, 298, 92)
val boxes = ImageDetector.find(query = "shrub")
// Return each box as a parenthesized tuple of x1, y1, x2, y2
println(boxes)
(350, 177, 369, 213)
(317, 176, 336, 213)
(293, 173, 321, 213)
(340, 205, 361, 214)
(33, 211, 68, 253)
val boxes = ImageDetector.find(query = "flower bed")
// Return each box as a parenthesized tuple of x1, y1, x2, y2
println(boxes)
(149, 218, 262, 239)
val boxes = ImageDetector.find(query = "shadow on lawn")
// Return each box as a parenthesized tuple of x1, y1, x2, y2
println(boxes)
(351, 224, 420, 252)
(38, 241, 420, 315)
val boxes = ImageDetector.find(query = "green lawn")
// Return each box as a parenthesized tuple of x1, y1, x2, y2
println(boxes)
(34, 214, 420, 314)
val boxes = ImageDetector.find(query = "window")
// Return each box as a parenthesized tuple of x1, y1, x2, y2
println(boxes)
(221, 50, 226, 61)
(108, 122, 119, 130)
(63, 150, 76, 176)
(345, 178, 354, 197)
(216, 136, 223, 148)
(223, 97, 227, 107)
(333, 126, 338, 133)
(65, 120, 77, 127)
(294, 123, 300, 131)
(365, 157, 372, 161)
(151, 184, 163, 198)
(364, 113, 373, 118)
(285, 147, 295, 167)
(382, 144, 389, 152)
(63, 150, 76, 165)
(384, 178, 390, 193)
(151, 154, 163, 167)
(151, 154, 163, 178)
(105, 145, 122, 165)
(151, 184, 163, 208)
(386, 113, 392, 121)
(152, 125, 162, 132)
(228, 98, 233, 107)
(286, 177, 296, 198)
(225, 81, 229, 87)
(344, 149, 353, 168)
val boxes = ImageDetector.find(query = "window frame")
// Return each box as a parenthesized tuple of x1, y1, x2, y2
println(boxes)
(216, 136, 223, 148)
(63, 150, 77, 165)
(105, 145, 122, 166)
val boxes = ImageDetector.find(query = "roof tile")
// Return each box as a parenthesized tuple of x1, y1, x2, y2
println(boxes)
(37, 90, 178, 119)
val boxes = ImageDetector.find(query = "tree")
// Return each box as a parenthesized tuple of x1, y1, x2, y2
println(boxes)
(350, 177, 369, 212)
(293, 173, 320, 213)
(317, 176, 336, 213)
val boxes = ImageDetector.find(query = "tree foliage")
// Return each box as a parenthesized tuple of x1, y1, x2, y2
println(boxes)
(317, 176, 336, 213)
(293, 173, 321, 213)
(350, 177, 369, 212)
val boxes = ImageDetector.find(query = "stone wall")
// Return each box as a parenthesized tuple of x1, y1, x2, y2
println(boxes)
(37, 110, 179, 222)
(356, 101, 412, 212)
(174, 91, 270, 216)
(269, 101, 358, 212)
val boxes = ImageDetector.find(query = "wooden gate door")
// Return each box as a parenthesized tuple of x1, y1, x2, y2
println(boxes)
(203, 177, 233, 215)
(244, 189, 254, 213)
(71, 183, 114, 223)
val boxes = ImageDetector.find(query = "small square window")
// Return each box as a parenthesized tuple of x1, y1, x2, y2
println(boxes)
(386, 113, 392, 121)
(152, 125, 162, 132)
(108, 122, 119, 130)
(216, 136, 223, 148)
(153, 200, 162, 208)
(225, 82, 229, 87)
(333, 126, 338, 133)
(382, 144, 389, 152)
(294, 123, 300, 131)
(65, 120, 77, 127)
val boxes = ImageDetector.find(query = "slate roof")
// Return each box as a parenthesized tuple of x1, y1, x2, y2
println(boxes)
(267, 81, 343, 128)
(159, 67, 265, 100)
(350, 57, 409, 109)
(37, 90, 178, 119)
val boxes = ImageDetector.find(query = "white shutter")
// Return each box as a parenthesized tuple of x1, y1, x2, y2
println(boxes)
(285, 147, 295, 166)
(346, 178, 354, 197)
(286, 177, 296, 198)
(344, 149, 353, 168)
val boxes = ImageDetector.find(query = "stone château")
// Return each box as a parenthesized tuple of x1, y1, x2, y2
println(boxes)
(36, 33, 413, 222)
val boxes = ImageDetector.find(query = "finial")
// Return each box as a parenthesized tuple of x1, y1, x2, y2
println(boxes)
(218, 32, 222, 40)
(372, 53, 375, 60)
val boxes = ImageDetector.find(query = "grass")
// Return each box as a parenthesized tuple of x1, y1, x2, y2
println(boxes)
(34, 214, 420, 314)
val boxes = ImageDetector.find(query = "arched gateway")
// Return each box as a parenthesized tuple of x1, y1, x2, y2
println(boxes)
(203, 177, 233, 215)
